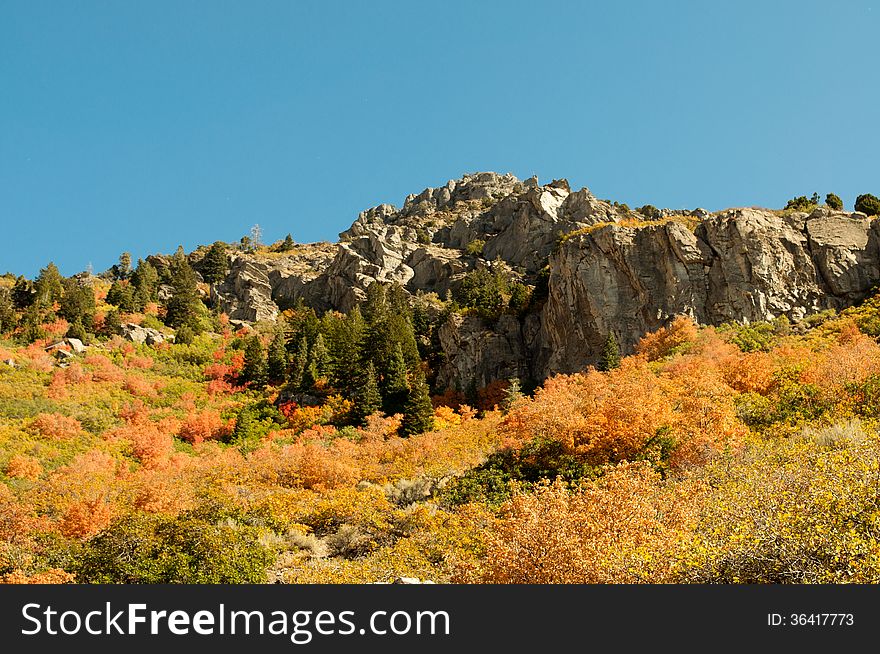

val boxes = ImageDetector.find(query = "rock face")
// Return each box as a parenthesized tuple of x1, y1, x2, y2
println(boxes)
(210, 256, 279, 322)
(169, 172, 880, 391)
(537, 207, 880, 376)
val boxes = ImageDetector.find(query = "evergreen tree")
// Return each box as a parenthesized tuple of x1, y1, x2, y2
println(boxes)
(310, 333, 329, 381)
(501, 377, 523, 413)
(240, 335, 266, 388)
(164, 250, 202, 329)
(131, 259, 159, 309)
(266, 330, 289, 384)
(382, 343, 410, 416)
(353, 361, 382, 426)
(66, 320, 88, 343)
(103, 309, 122, 337)
(174, 324, 195, 345)
(279, 234, 295, 251)
(201, 241, 230, 284)
(361, 282, 389, 326)
(112, 252, 132, 280)
(60, 278, 96, 331)
(598, 332, 621, 372)
(106, 280, 137, 312)
(0, 288, 15, 334)
(288, 335, 309, 391)
(401, 366, 435, 436)
(11, 276, 34, 309)
(825, 193, 844, 210)
(232, 405, 259, 443)
(19, 305, 45, 343)
(855, 193, 880, 216)
(326, 307, 365, 393)
(34, 262, 63, 308)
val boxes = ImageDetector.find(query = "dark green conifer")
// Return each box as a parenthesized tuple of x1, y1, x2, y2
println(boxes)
(266, 330, 289, 384)
(598, 332, 621, 372)
(401, 366, 435, 436)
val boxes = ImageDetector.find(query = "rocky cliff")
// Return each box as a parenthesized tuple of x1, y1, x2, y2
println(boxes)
(206, 173, 880, 390)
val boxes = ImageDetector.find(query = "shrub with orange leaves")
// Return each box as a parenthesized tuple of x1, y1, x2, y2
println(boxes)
(84, 353, 124, 382)
(4, 455, 42, 480)
(503, 360, 674, 466)
(123, 374, 161, 398)
(806, 326, 880, 399)
(432, 388, 465, 410)
(458, 462, 704, 583)
(178, 410, 228, 445)
(41, 318, 69, 339)
(124, 354, 154, 370)
(636, 315, 699, 361)
(59, 496, 112, 539)
(503, 355, 741, 470)
(477, 379, 509, 411)
(359, 413, 403, 441)
(249, 442, 359, 491)
(132, 470, 193, 515)
(0, 568, 75, 584)
(433, 405, 461, 430)
(105, 409, 175, 468)
(29, 413, 83, 440)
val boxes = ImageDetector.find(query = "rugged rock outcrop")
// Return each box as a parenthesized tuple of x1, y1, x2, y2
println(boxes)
(189, 172, 880, 390)
(537, 207, 880, 376)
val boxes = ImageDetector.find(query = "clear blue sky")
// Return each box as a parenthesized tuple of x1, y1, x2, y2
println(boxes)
(2, 1, 878, 278)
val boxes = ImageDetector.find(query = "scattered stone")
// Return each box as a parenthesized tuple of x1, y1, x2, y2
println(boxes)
(121, 323, 171, 345)
(65, 337, 86, 354)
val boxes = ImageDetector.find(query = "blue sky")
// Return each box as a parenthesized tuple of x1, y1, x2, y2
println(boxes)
(2, 1, 878, 277)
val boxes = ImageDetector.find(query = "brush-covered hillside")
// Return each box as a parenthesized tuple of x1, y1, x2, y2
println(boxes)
(3, 289, 880, 582)
(3, 178, 880, 584)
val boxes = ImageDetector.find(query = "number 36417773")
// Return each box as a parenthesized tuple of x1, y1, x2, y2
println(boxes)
(768, 614, 854, 626)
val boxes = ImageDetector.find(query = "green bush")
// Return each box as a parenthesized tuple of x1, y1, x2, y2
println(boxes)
(784, 195, 818, 212)
(76, 512, 275, 583)
(636, 204, 661, 220)
(465, 239, 486, 257)
(440, 437, 595, 507)
(855, 193, 880, 216)
(825, 193, 843, 210)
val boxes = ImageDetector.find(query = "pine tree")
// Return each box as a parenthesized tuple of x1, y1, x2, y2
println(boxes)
(502, 377, 523, 413)
(361, 282, 389, 326)
(354, 361, 382, 425)
(598, 332, 621, 372)
(113, 252, 132, 280)
(310, 333, 329, 381)
(66, 320, 88, 343)
(60, 278, 96, 332)
(0, 288, 16, 334)
(401, 366, 435, 436)
(266, 330, 289, 384)
(825, 193, 844, 211)
(11, 276, 34, 309)
(106, 280, 137, 312)
(164, 250, 202, 329)
(327, 307, 365, 393)
(103, 309, 122, 337)
(382, 343, 410, 416)
(201, 241, 230, 284)
(131, 259, 159, 309)
(279, 234, 295, 251)
(291, 335, 310, 390)
(174, 324, 195, 345)
(19, 305, 45, 343)
(34, 262, 63, 308)
(240, 335, 266, 388)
